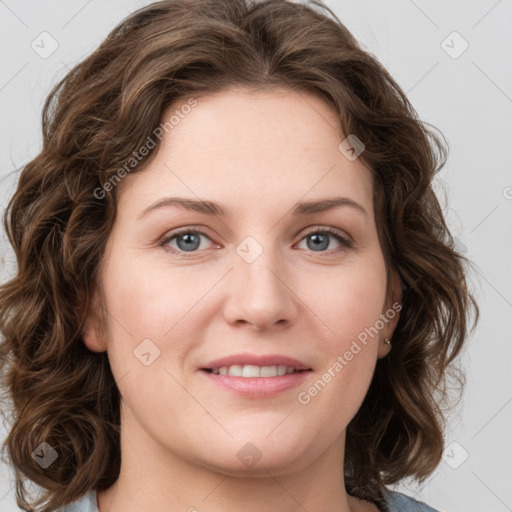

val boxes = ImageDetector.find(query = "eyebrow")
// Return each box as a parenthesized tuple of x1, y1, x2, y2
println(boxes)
(138, 196, 368, 220)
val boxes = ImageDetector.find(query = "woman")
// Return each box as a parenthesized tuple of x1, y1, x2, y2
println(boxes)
(0, 1, 479, 511)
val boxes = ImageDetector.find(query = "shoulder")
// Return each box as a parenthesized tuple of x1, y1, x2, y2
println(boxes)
(60, 490, 98, 512)
(384, 489, 440, 512)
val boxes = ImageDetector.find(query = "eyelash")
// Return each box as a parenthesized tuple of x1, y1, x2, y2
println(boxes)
(159, 226, 353, 257)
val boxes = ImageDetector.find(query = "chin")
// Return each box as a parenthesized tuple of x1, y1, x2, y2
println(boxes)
(185, 435, 314, 476)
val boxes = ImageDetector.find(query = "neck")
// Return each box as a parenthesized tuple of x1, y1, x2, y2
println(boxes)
(97, 403, 366, 512)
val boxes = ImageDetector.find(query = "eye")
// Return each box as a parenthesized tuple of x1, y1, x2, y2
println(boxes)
(296, 227, 353, 253)
(160, 226, 353, 256)
(160, 228, 214, 254)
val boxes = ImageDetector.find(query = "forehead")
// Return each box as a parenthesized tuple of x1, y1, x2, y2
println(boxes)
(117, 86, 374, 216)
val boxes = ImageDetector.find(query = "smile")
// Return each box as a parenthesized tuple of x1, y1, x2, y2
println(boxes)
(204, 364, 306, 377)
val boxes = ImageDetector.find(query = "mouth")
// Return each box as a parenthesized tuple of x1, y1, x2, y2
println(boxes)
(199, 354, 313, 398)
(201, 365, 310, 377)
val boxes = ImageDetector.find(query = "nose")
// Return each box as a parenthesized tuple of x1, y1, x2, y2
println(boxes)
(222, 243, 299, 332)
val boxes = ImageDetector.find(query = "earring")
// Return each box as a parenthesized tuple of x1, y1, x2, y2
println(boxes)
(384, 337, 391, 345)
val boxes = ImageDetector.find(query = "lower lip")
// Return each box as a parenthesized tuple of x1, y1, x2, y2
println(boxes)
(199, 370, 312, 398)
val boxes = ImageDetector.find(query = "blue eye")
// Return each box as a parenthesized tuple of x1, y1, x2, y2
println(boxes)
(298, 228, 352, 252)
(160, 227, 352, 256)
(161, 229, 210, 253)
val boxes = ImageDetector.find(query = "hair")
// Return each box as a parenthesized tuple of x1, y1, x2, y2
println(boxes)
(0, 0, 479, 510)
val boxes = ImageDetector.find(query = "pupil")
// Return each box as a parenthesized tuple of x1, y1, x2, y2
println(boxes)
(309, 233, 328, 251)
(178, 233, 200, 251)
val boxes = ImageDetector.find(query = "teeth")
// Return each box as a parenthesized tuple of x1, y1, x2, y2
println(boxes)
(228, 364, 243, 377)
(209, 364, 301, 377)
(277, 365, 287, 376)
(242, 365, 260, 377)
(260, 366, 277, 377)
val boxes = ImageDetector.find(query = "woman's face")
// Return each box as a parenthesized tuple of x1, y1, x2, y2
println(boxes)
(84, 86, 401, 475)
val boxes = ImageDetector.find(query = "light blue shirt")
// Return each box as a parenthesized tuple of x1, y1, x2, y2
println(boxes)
(60, 488, 440, 511)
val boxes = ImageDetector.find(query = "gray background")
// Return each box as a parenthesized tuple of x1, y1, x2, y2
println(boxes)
(0, 1, 511, 511)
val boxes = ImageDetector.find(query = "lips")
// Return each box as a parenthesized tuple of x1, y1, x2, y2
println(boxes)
(208, 365, 300, 377)
(198, 353, 313, 398)
(200, 353, 312, 372)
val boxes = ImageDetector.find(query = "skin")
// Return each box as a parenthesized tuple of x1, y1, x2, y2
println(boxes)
(83, 86, 402, 512)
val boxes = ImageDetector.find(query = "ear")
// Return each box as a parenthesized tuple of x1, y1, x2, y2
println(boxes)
(81, 287, 108, 353)
(377, 269, 402, 359)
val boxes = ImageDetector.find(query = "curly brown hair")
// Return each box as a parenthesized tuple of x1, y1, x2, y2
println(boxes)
(0, 0, 479, 510)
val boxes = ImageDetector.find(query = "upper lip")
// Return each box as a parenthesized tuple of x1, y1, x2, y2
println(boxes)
(201, 354, 312, 371)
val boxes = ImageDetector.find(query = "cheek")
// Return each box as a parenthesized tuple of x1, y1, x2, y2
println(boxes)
(297, 264, 386, 432)
(303, 255, 387, 348)
(98, 251, 202, 419)
(99, 245, 218, 374)
(298, 254, 387, 402)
